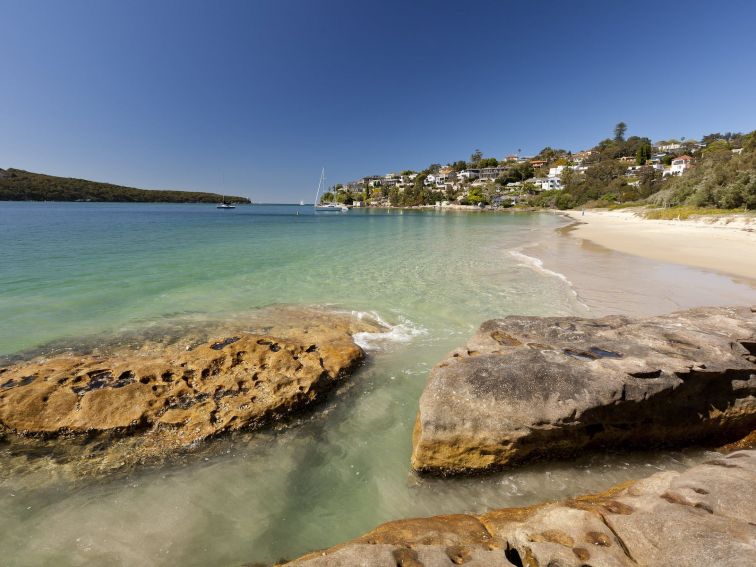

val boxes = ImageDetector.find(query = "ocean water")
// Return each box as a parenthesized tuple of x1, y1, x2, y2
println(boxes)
(1, 202, 754, 566)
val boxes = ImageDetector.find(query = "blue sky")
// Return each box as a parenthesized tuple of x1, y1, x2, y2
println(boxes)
(2, 0, 755, 202)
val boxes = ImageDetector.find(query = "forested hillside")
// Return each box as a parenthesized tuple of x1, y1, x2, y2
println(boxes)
(648, 133, 756, 209)
(0, 169, 250, 203)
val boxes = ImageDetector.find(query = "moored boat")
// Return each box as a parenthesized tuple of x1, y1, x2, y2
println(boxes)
(313, 168, 347, 212)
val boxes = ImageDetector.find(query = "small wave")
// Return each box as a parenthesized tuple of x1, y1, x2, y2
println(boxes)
(350, 310, 427, 351)
(508, 250, 588, 308)
(509, 250, 571, 283)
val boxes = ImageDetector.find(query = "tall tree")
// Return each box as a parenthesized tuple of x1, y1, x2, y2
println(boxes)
(614, 122, 627, 142)
(470, 149, 483, 165)
(636, 142, 652, 165)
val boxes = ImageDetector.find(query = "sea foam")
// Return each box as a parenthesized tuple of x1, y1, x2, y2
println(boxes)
(349, 310, 426, 351)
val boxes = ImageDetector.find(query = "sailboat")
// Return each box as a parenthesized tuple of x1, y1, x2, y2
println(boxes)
(313, 168, 347, 212)
(216, 174, 236, 208)
(217, 196, 236, 209)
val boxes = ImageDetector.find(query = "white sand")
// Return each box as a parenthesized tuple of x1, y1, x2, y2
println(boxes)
(561, 209, 756, 281)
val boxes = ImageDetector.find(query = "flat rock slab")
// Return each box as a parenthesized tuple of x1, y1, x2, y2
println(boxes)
(0, 312, 378, 473)
(412, 306, 756, 474)
(285, 450, 756, 567)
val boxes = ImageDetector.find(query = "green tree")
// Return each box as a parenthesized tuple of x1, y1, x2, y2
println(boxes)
(636, 142, 652, 165)
(535, 147, 568, 162)
(388, 187, 400, 207)
(703, 140, 731, 154)
(497, 162, 534, 185)
(470, 149, 483, 166)
(614, 122, 627, 142)
(555, 192, 576, 209)
(465, 187, 488, 205)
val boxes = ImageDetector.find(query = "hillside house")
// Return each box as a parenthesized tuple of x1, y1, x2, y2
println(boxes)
(459, 169, 480, 180)
(669, 155, 692, 176)
(656, 142, 682, 152)
(479, 166, 509, 180)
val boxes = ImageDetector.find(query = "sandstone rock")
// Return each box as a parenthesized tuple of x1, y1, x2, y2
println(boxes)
(0, 311, 377, 470)
(284, 450, 756, 567)
(412, 306, 756, 474)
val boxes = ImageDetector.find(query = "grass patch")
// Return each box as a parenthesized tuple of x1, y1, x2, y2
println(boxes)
(607, 200, 647, 210)
(642, 206, 749, 220)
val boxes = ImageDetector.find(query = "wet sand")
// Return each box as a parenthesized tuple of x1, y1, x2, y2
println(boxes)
(522, 218, 756, 318)
(561, 209, 756, 281)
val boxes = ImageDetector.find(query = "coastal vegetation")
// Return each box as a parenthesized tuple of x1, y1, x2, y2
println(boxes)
(0, 168, 251, 203)
(647, 133, 756, 209)
(641, 206, 747, 220)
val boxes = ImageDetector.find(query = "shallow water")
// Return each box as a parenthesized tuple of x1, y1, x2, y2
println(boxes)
(0, 203, 754, 565)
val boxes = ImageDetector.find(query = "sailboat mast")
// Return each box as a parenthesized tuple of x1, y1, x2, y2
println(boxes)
(314, 167, 325, 207)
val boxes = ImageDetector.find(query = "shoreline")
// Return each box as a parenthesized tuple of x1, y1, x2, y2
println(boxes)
(559, 208, 756, 281)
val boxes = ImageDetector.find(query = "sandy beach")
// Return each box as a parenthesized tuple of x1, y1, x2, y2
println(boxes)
(561, 209, 756, 281)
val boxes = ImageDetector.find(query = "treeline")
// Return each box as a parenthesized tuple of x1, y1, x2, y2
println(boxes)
(0, 169, 251, 203)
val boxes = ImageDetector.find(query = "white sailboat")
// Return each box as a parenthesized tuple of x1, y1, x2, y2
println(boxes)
(217, 174, 236, 208)
(313, 168, 347, 212)
(217, 196, 235, 209)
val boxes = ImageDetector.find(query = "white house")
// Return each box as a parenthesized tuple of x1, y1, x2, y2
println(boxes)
(531, 177, 561, 191)
(426, 169, 456, 187)
(657, 142, 682, 152)
(547, 165, 565, 178)
(458, 169, 480, 180)
(669, 155, 692, 176)
(542, 165, 565, 190)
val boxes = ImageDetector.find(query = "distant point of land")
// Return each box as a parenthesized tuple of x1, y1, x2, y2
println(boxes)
(0, 168, 250, 204)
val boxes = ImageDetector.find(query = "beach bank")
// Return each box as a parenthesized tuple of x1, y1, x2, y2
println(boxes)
(561, 209, 756, 281)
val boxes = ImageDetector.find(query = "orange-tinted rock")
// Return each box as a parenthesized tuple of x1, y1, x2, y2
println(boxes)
(0, 323, 366, 467)
(285, 451, 756, 567)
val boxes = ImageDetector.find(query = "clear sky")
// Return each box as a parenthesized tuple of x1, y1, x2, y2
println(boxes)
(2, 0, 755, 202)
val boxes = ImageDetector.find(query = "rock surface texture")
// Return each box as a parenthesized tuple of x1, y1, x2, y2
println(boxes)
(412, 306, 756, 474)
(286, 450, 756, 566)
(0, 311, 376, 472)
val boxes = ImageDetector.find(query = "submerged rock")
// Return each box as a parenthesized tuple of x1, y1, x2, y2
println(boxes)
(285, 450, 756, 566)
(412, 306, 756, 475)
(0, 312, 377, 473)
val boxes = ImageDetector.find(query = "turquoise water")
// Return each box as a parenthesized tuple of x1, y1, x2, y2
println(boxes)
(0, 202, 749, 565)
(0, 202, 581, 356)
